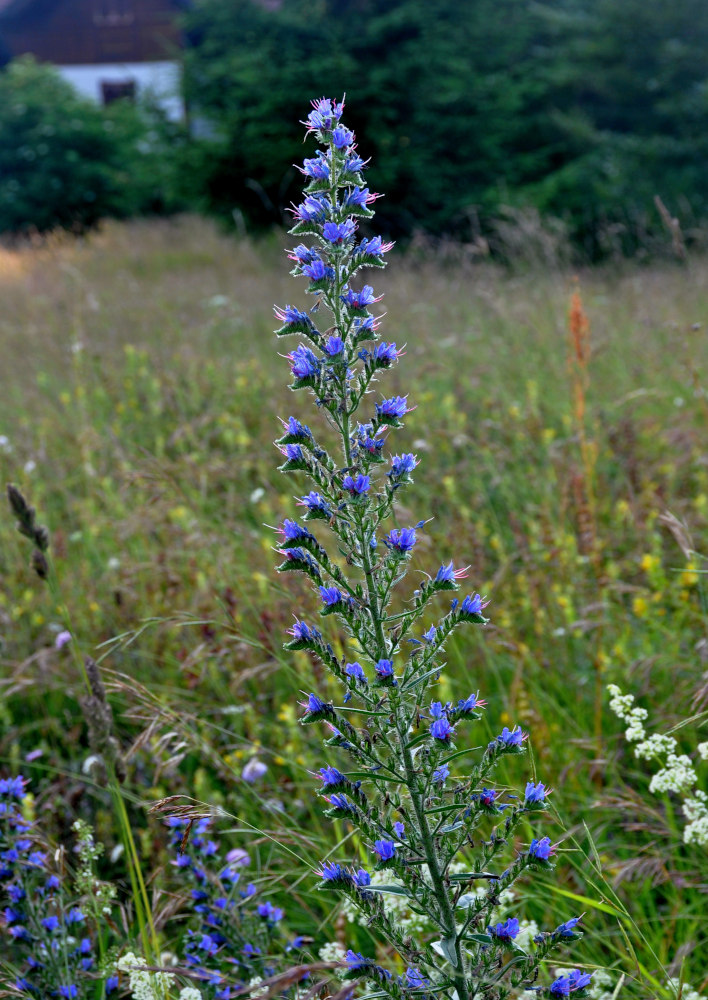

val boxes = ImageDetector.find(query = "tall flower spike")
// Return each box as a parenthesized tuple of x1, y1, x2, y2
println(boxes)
(274, 100, 588, 1000)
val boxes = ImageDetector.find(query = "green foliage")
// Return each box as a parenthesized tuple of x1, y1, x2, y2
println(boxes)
(181, 0, 708, 254)
(0, 57, 185, 234)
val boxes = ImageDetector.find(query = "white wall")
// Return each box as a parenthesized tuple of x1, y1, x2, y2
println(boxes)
(56, 60, 183, 120)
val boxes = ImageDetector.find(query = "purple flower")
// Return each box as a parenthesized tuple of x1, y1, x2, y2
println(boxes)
(57, 988, 78, 999)
(318, 861, 353, 883)
(345, 661, 367, 683)
(555, 916, 583, 937)
(288, 345, 319, 380)
(257, 901, 284, 923)
(326, 794, 355, 813)
(274, 304, 312, 328)
(373, 342, 402, 365)
(375, 659, 394, 680)
(343, 186, 376, 211)
(550, 971, 593, 996)
(323, 220, 356, 243)
(302, 258, 328, 281)
(435, 561, 469, 584)
(430, 717, 455, 742)
(528, 837, 554, 861)
(242, 759, 267, 783)
(376, 395, 410, 420)
(353, 868, 371, 887)
(403, 968, 428, 989)
(301, 155, 330, 179)
(460, 593, 489, 617)
(344, 152, 367, 173)
(324, 335, 345, 356)
(433, 764, 450, 784)
(373, 839, 396, 861)
(297, 492, 332, 517)
(303, 97, 345, 131)
(422, 625, 437, 642)
(356, 235, 394, 257)
(287, 618, 321, 643)
(106, 976, 120, 994)
(342, 473, 370, 495)
(280, 443, 303, 462)
(429, 701, 446, 718)
(493, 726, 527, 749)
(319, 585, 345, 607)
(303, 693, 329, 715)
(41, 915, 60, 931)
(317, 766, 347, 789)
(281, 416, 312, 439)
(525, 781, 551, 804)
(383, 527, 417, 553)
(390, 453, 418, 478)
(346, 950, 370, 971)
(489, 917, 520, 940)
(66, 908, 84, 924)
(479, 788, 498, 808)
(225, 848, 250, 867)
(456, 693, 486, 714)
(331, 125, 354, 148)
(54, 630, 72, 650)
(288, 244, 320, 264)
(278, 518, 310, 543)
(293, 194, 329, 223)
(393, 821, 405, 839)
(342, 285, 380, 310)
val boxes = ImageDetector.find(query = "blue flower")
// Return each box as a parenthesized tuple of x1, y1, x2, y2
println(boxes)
(287, 619, 321, 643)
(343, 186, 373, 210)
(288, 243, 320, 265)
(460, 593, 489, 617)
(342, 473, 370, 495)
(345, 950, 370, 970)
(319, 585, 346, 608)
(403, 967, 429, 989)
(422, 625, 437, 642)
(430, 717, 455, 742)
(342, 285, 379, 310)
(105, 976, 119, 995)
(550, 970, 593, 995)
(57, 988, 78, 999)
(274, 304, 313, 329)
(344, 152, 367, 173)
(390, 453, 418, 478)
(293, 194, 330, 223)
(432, 764, 450, 785)
(297, 491, 331, 518)
(435, 561, 469, 584)
(345, 661, 367, 683)
(304, 693, 329, 714)
(281, 416, 312, 440)
(257, 901, 284, 923)
(492, 726, 527, 749)
(555, 916, 583, 937)
(479, 788, 499, 809)
(375, 659, 395, 680)
(326, 794, 356, 813)
(41, 915, 60, 931)
(324, 335, 345, 356)
(281, 443, 304, 462)
(393, 821, 405, 839)
(323, 220, 356, 243)
(356, 235, 394, 257)
(304, 97, 344, 131)
(317, 766, 347, 789)
(318, 861, 353, 883)
(302, 155, 330, 180)
(373, 840, 396, 861)
(456, 693, 486, 714)
(489, 917, 519, 941)
(376, 395, 410, 420)
(279, 518, 311, 543)
(331, 125, 354, 148)
(383, 527, 417, 552)
(429, 701, 446, 718)
(353, 868, 371, 887)
(525, 781, 550, 805)
(288, 345, 319, 380)
(528, 837, 554, 861)
(373, 342, 402, 365)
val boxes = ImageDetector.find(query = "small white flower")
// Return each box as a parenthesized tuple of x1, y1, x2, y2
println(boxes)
(648, 754, 697, 795)
(697, 742, 708, 761)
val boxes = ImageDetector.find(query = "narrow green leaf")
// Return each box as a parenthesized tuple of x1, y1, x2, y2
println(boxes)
(402, 665, 443, 691)
(363, 884, 411, 897)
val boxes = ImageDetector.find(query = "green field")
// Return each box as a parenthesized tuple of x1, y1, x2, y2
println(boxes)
(1, 216, 707, 996)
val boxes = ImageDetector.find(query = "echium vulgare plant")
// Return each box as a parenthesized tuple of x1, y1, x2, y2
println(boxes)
(272, 97, 592, 1000)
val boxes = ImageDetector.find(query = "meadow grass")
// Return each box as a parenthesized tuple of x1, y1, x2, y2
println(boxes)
(1, 216, 708, 994)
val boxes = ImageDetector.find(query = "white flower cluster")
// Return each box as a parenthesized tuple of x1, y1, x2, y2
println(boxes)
(607, 683, 708, 847)
(666, 977, 707, 1000)
(116, 952, 202, 1000)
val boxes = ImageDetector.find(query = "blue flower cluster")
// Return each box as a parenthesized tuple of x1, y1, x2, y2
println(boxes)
(0, 776, 115, 998)
(273, 98, 592, 1000)
(165, 817, 305, 998)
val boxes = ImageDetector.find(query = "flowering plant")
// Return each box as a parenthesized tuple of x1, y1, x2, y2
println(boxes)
(273, 97, 591, 999)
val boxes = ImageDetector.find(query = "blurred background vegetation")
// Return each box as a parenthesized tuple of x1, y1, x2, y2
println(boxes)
(1, 0, 708, 258)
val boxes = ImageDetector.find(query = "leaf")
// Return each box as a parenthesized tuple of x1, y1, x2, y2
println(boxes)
(438, 745, 483, 766)
(344, 770, 405, 784)
(402, 665, 443, 692)
(363, 884, 411, 897)
(404, 731, 430, 750)
(463, 933, 492, 945)
(449, 872, 498, 882)
(437, 935, 459, 969)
